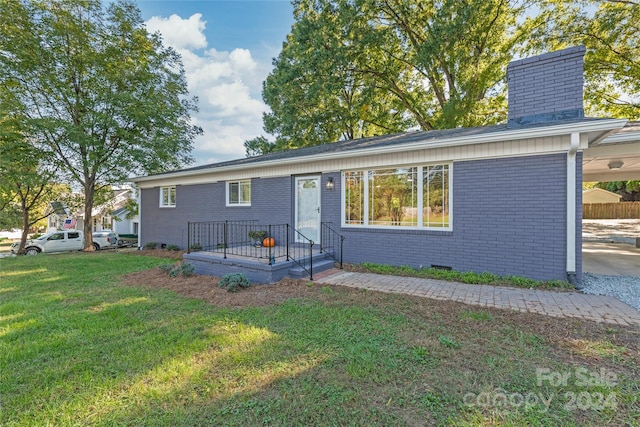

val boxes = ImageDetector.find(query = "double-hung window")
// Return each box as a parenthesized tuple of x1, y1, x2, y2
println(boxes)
(227, 180, 251, 206)
(160, 186, 176, 208)
(343, 164, 451, 229)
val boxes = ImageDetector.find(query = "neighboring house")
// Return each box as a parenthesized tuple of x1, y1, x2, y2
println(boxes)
(45, 201, 72, 231)
(45, 188, 138, 234)
(131, 46, 638, 284)
(110, 206, 139, 236)
(583, 188, 622, 204)
(77, 187, 138, 233)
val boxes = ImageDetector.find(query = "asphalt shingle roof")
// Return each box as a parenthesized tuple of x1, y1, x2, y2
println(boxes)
(140, 116, 619, 179)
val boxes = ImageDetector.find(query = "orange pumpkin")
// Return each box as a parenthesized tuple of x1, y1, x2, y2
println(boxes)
(262, 237, 275, 247)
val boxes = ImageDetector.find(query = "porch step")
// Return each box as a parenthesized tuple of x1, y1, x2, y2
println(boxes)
(288, 258, 336, 280)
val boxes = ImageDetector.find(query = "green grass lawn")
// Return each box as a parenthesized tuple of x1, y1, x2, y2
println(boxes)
(1, 253, 638, 426)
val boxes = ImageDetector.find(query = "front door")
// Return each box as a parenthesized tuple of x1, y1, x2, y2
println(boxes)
(295, 176, 321, 243)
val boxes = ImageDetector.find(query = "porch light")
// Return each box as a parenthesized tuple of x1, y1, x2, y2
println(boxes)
(326, 177, 335, 190)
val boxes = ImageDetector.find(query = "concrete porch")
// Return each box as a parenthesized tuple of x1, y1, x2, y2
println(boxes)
(183, 247, 336, 283)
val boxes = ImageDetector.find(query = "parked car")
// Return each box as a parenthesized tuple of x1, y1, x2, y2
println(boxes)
(10, 230, 84, 255)
(92, 230, 122, 250)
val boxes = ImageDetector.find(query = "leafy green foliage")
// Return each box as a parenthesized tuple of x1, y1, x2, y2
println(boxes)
(180, 263, 195, 277)
(0, 0, 201, 249)
(251, 0, 544, 154)
(247, 230, 268, 241)
(160, 262, 195, 277)
(0, 113, 66, 251)
(0, 201, 21, 230)
(251, 1, 640, 157)
(356, 262, 574, 290)
(218, 272, 252, 292)
(159, 263, 174, 273)
(535, 0, 640, 120)
(595, 180, 640, 201)
(165, 244, 181, 251)
(144, 242, 158, 249)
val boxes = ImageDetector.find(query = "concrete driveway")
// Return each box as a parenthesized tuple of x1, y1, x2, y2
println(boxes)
(583, 242, 640, 277)
(582, 219, 640, 277)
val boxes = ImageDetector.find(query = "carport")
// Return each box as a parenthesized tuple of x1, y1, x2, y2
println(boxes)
(583, 121, 640, 182)
(582, 121, 640, 277)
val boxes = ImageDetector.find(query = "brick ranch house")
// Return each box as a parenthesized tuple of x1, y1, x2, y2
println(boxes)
(131, 46, 635, 285)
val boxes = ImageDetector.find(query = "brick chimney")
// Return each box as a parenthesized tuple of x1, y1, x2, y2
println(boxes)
(507, 45, 586, 126)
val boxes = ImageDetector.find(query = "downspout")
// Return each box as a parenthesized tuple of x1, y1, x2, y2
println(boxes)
(567, 132, 581, 289)
(135, 184, 142, 250)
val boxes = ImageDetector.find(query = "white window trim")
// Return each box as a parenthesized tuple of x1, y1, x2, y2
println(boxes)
(226, 180, 251, 207)
(159, 186, 176, 208)
(341, 163, 453, 231)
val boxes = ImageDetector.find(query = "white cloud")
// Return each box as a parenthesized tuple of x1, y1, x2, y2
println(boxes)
(146, 13, 207, 50)
(145, 13, 271, 165)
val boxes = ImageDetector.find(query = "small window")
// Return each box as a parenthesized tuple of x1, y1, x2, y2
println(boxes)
(160, 186, 176, 207)
(227, 180, 251, 206)
(48, 233, 64, 241)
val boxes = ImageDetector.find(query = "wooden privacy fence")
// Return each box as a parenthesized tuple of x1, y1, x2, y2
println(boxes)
(583, 202, 640, 219)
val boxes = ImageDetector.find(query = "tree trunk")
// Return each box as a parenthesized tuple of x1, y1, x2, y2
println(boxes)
(18, 204, 30, 255)
(83, 183, 95, 251)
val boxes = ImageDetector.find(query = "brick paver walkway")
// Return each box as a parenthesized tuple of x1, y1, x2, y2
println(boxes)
(316, 270, 640, 326)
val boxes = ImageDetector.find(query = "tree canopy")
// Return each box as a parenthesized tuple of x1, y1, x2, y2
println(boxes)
(0, 0, 201, 249)
(249, 0, 543, 154)
(247, 0, 640, 156)
(0, 112, 62, 252)
(536, 0, 640, 119)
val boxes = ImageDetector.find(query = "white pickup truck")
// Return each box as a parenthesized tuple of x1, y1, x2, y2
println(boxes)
(11, 230, 84, 255)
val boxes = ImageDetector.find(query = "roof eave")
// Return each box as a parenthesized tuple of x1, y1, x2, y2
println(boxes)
(130, 118, 628, 183)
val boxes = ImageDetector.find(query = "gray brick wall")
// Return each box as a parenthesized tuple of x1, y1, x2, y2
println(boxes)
(507, 45, 585, 125)
(140, 176, 293, 248)
(323, 154, 576, 282)
(141, 155, 580, 282)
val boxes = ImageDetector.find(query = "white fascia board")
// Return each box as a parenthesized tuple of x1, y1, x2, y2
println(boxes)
(131, 119, 628, 185)
(594, 129, 640, 144)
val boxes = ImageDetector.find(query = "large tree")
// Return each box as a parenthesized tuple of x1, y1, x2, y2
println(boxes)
(0, 114, 62, 253)
(251, 0, 543, 154)
(536, 0, 640, 120)
(251, 0, 640, 156)
(0, 0, 201, 249)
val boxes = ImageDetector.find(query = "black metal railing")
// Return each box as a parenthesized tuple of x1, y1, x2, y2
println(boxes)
(187, 220, 257, 255)
(187, 220, 316, 278)
(289, 225, 314, 280)
(320, 222, 344, 269)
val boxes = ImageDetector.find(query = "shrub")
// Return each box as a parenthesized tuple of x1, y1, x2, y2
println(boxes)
(180, 263, 194, 277)
(145, 241, 157, 249)
(189, 243, 202, 251)
(166, 244, 180, 251)
(159, 264, 174, 273)
(160, 262, 195, 277)
(219, 273, 251, 292)
(168, 265, 181, 277)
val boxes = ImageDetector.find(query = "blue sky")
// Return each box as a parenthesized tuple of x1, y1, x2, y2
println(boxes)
(135, 1, 295, 165)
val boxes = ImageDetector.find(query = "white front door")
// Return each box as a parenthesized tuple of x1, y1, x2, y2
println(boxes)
(295, 176, 321, 243)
